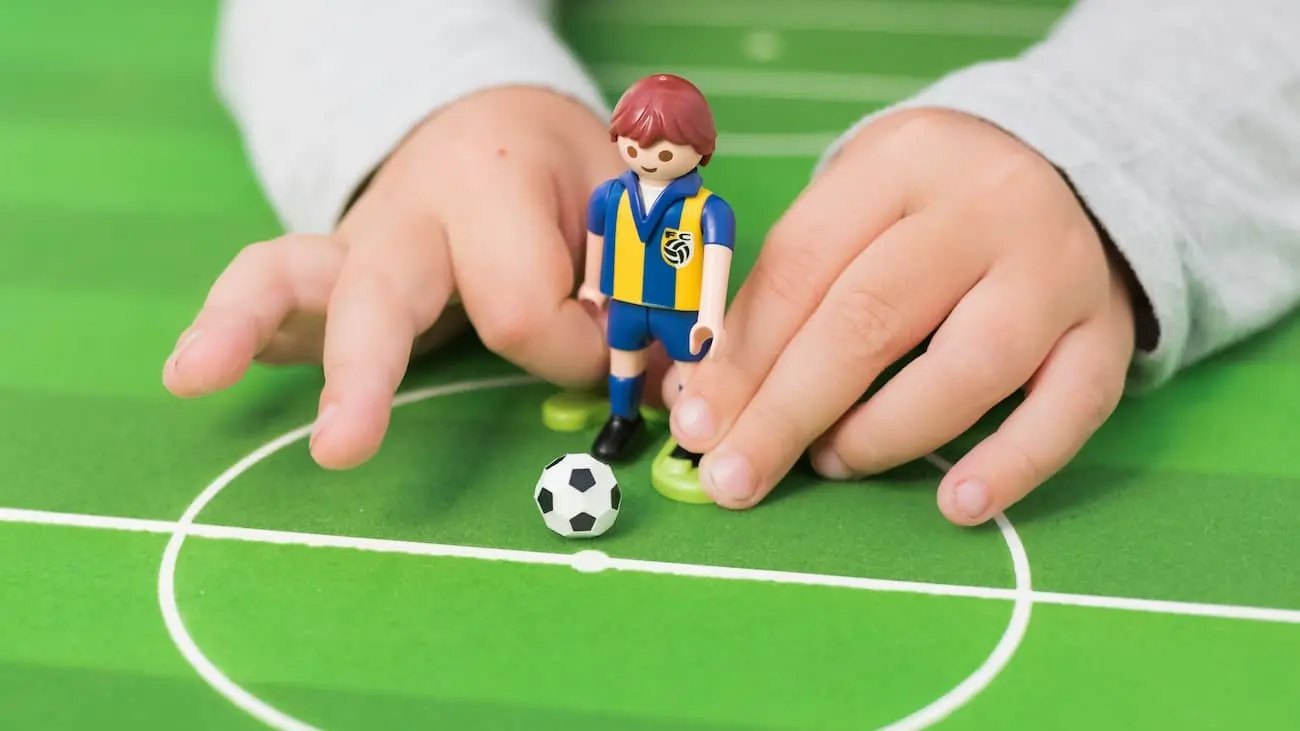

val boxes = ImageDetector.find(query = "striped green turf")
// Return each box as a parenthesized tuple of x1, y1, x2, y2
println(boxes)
(1, 0, 1297, 728)
(177, 538, 1013, 730)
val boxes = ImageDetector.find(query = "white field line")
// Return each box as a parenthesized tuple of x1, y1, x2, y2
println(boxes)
(1030, 591, 1300, 625)
(577, 0, 1062, 38)
(4, 506, 1299, 626)
(592, 64, 929, 103)
(152, 375, 1020, 731)
(883, 510, 1032, 730)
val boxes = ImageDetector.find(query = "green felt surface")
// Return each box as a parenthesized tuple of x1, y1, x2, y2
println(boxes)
(1, 0, 1298, 728)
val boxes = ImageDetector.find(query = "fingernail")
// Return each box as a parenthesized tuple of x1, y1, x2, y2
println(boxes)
(812, 449, 854, 480)
(703, 452, 755, 502)
(167, 330, 202, 370)
(310, 404, 337, 450)
(954, 479, 989, 519)
(672, 396, 715, 442)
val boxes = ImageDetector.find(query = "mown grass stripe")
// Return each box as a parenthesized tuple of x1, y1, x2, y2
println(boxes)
(0, 119, 262, 217)
(571, 0, 1064, 38)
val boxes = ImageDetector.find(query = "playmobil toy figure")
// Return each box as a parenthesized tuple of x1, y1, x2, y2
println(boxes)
(578, 73, 736, 501)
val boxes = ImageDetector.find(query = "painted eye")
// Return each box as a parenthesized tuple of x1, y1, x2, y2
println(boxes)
(626, 146, 638, 158)
(658, 150, 674, 162)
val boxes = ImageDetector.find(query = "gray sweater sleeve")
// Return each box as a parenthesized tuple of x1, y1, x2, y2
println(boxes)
(818, 0, 1300, 391)
(213, 0, 608, 234)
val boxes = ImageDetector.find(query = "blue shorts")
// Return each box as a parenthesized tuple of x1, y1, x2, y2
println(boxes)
(607, 299, 710, 363)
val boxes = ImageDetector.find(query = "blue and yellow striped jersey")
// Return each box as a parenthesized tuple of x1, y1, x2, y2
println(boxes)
(587, 169, 735, 312)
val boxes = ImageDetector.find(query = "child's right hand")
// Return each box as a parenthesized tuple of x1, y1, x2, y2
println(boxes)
(163, 87, 624, 469)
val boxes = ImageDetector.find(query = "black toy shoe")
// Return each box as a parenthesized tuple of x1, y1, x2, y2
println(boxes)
(592, 414, 644, 462)
(669, 443, 703, 468)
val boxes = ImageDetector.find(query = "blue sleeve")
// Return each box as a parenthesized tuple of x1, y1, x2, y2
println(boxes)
(587, 179, 617, 235)
(701, 195, 735, 248)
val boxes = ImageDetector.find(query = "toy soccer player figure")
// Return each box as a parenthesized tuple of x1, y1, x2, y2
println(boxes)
(579, 73, 736, 502)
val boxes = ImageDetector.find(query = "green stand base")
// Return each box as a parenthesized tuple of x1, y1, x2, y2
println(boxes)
(541, 390, 667, 433)
(649, 438, 712, 504)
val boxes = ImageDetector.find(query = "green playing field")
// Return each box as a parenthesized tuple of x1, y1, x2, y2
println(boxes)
(1, 0, 1298, 728)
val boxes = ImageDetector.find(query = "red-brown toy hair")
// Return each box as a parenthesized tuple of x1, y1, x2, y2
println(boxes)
(609, 74, 717, 166)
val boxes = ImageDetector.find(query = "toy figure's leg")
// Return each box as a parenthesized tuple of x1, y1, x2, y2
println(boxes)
(592, 301, 651, 461)
(648, 309, 713, 503)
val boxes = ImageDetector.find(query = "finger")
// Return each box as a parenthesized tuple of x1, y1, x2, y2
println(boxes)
(810, 272, 1071, 478)
(697, 212, 987, 508)
(449, 187, 607, 387)
(311, 225, 454, 470)
(255, 303, 467, 367)
(661, 361, 684, 410)
(163, 234, 342, 397)
(671, 146, 909, 448)
(935, 313, 1129, 525)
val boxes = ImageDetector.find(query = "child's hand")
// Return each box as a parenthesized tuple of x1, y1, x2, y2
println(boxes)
(671, 109, 1137, 525)
(163, 87, 623, 469)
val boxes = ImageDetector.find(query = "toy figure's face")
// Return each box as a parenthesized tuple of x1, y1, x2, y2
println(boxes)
(616, 136, 703, 182)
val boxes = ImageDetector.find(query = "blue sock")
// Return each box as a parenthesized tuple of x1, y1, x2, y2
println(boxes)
(609, 374, 644, 419)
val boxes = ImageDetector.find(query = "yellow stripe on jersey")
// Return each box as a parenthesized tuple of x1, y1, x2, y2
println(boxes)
(672, 189, 711, 310)
(612, 190, 644, 304)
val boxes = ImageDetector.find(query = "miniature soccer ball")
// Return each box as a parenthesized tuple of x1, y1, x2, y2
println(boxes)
(535, 453, 621, 538)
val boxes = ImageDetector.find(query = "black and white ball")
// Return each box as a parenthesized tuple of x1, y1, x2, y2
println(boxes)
(534, 453, 621, 538)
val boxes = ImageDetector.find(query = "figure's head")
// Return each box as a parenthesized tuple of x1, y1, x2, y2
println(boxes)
(608, 74, 717, 182)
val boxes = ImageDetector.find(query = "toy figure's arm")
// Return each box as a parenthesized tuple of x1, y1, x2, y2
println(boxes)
(578, 231, 606, 308)
(699, 246, 733, 324)
(579, 180, 616, 307)
(691, 195, 737, 355)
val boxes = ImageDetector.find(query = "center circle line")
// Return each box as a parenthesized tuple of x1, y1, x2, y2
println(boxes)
(156, 374, 1033, 730)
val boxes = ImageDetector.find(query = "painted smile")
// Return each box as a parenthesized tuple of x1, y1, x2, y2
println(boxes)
(641, 165, 658, 173)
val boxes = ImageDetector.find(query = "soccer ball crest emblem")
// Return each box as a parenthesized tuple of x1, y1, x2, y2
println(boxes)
(535, 453, 621, 538)
(660, 228, 695, 268)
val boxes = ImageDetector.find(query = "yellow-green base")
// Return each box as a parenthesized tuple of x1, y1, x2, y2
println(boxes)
(541, 390, 667, 432)
(649, 438, 712, 504)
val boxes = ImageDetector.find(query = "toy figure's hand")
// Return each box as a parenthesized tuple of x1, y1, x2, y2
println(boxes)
(689, 320, 722, 357)
(163, 87, 623, 469)
(577, 282, 607, 311)
(671, 109, 1137, 525)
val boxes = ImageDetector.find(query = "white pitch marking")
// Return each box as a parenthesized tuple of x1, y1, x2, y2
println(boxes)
(0, 373, 1265, 731)
(153, 373, 1030, 731)
(0, 507, 177, 534)
(2, 505, 1297, 626)
(581, 0, 1061, 38)
(156, 374, 539, 731)
(572, 549, 612, 574)
(1030, 591, 1300, 625)
(610, 554, 1000, 600)
(158, 424, 323, 731)
(881, 511, 1032, 730)
(0, 506, 998, 598)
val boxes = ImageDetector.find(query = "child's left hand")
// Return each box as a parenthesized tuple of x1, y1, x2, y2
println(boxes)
(668, 108, 1138, 525)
